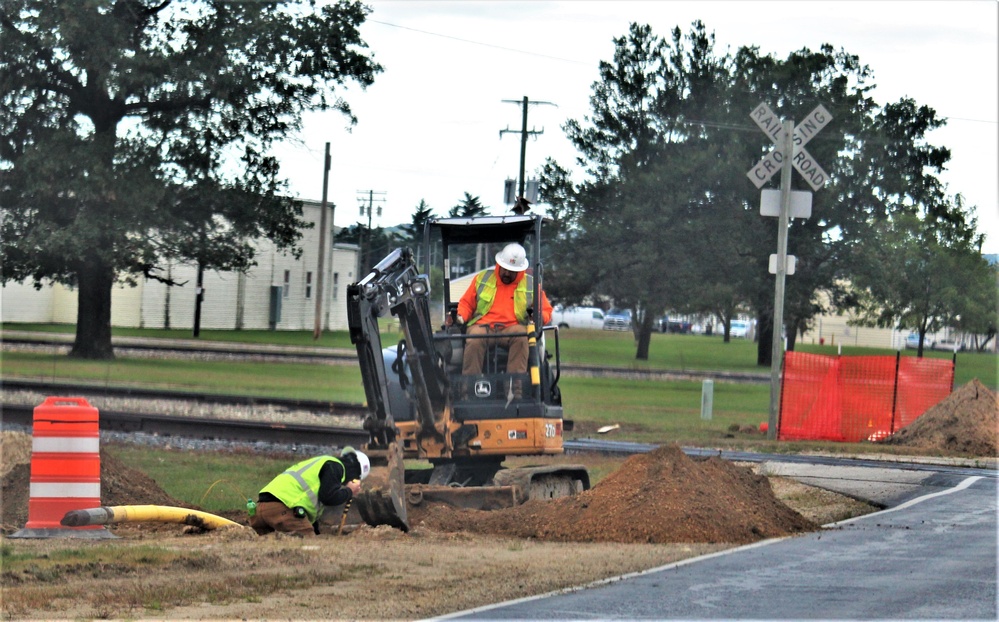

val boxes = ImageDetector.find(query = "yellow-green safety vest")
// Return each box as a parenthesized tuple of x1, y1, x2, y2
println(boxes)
(260, 455, 345, 523)
(467, 270, 535, 326)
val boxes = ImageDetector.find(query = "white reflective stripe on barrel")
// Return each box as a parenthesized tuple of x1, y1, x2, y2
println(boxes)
(32, 437, 101, 453)
(29, 482, 102, 498)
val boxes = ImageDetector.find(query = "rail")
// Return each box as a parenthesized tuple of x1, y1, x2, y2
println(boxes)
(1, 402, 369, 448)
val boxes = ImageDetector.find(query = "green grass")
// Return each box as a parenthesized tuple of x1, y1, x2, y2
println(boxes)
(2, 322, 359, 349)
(560, 376, 770, 443)
(554, 330, 766, 372)
(106, 444, 295, 513)
(0, 350, 366, 402)
(552, 329, 996, 390)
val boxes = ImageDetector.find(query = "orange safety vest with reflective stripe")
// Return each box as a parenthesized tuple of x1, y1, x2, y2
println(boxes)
(466, 270, 534, 326)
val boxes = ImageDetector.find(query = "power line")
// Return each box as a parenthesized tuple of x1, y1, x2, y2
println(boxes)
(368, 19, 590, 66)
(367, 20, 995, 127)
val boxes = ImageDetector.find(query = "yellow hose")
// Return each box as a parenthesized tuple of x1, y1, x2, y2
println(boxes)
(61, 505, 244, 530)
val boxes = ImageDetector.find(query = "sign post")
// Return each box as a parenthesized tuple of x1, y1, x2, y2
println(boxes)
(769, 120, 794, 441)
(747, 104, 831, 440)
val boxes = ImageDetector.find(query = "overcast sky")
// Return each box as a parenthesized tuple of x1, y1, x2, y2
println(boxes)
(271, 0, 999, 253)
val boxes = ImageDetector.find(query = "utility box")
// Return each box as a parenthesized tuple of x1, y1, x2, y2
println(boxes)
(503, 179, 516, 205)
(268, 286, 282, 330)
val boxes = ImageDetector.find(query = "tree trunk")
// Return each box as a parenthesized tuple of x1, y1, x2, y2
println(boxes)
(786, 317, 800, 352)
(634, 310, 654, 360)
(756, 309, 773, 367)
(71, 258, 115, 360)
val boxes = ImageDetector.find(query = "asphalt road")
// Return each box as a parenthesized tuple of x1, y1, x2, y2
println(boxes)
(436, 470, 997, 621)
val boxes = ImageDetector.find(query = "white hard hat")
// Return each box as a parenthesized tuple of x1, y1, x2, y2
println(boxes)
(355, 450, 370, 480)
(496, 243, 529, 272)
(341, 447, 371, 480)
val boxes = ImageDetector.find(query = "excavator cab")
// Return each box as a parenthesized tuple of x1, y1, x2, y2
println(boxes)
(348, 214, 588, 531)
(428, 215, 563, 420)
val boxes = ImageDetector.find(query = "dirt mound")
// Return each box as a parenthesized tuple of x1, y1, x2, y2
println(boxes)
(1, 434, 192, 534)
(405, 445, 817, 544)
(881, 379, 998, 456)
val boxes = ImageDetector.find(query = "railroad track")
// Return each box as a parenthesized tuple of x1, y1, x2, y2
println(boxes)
(3, 379, 365, 414)
(2, 379, 370, 448)
(1, 402, 369, 448)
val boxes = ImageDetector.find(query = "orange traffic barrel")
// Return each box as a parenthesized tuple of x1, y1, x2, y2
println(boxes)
(10, 397, 115, 539)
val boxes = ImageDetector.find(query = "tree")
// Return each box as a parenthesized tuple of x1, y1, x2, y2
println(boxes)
(725, 44, 877, 365)
(402, 200, 435, 245)
(952, 256, 998, 352)
(334, 222, 404, 275)
(447, 192, 490, 275)
(850, 197, 988, 357)
(449, 192, 488, 218)
(0, 0, 381, 358)
(544, 22, 730, 360)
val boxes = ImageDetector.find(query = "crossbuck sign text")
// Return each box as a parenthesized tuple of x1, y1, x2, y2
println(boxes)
(747, 103, 832, 190)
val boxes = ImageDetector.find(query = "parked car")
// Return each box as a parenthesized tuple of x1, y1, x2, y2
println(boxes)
(602, 308, 632, 331)
(729, 320, 751, 338)
(933, 339, 964, 352)
(657, 317, 692, 334)
(905, 333, 935, 350)
(550, 305, 605, 330)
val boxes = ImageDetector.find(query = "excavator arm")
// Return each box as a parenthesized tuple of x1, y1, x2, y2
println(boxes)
(347, 247, 448, 448)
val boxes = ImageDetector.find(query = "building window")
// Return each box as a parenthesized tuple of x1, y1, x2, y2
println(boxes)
(305, 271, 313, 299)
(332, 272, 339, 299)
(283, 270, 290, 298)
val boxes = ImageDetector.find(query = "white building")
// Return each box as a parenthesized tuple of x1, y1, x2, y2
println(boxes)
(1, 199, 360, 332)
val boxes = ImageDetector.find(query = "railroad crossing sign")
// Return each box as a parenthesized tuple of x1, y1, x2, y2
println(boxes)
(746, 103, 833, 442)
(747, 103, 832, 190)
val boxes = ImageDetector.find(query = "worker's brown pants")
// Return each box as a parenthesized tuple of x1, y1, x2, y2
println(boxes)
(249, 501, 315, 537)
(462, 323, 529, 375)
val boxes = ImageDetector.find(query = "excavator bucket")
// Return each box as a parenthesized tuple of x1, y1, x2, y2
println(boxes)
(354, 441, 409, 532)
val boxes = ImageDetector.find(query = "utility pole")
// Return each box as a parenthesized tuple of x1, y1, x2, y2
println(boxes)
(356, 189, 386, 274)
(313, 142, 332, 341)
(500, 96, 556, 213)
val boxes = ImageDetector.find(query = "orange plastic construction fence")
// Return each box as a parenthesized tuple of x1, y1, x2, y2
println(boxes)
(779, 351, 954, 442)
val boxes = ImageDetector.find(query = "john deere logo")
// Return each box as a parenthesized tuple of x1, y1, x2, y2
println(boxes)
(474, 380, 492, 397)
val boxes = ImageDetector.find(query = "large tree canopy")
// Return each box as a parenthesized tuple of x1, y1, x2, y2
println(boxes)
(1, 0, 382, 358)
(542, 20, 974, 364)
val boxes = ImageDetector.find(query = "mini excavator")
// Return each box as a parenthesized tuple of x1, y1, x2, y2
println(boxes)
(346, 214, 589, 531)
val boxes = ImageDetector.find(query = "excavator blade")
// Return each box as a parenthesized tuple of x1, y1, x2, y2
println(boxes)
(355, 441, 409, 532)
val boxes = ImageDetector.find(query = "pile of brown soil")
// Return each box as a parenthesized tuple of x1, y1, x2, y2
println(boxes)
(1, 434, 192, 534)
(405, 445, 817, 544)
(881, 379, 998, 456)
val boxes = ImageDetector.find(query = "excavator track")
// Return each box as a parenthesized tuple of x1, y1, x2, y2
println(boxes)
(354, 441, 409, 532)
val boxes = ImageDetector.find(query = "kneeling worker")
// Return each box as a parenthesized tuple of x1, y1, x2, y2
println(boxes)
(250, 447, 370, 537)
(448, 242, 553, 375)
